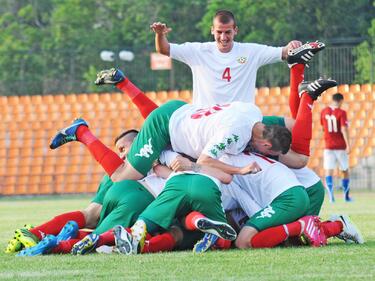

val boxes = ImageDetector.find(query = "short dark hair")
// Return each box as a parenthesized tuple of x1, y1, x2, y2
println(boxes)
(332, 93, 344, 102)
(214, 10, 236, 26)
(114, 129, 139, 145)
(263, 125, 291, 154)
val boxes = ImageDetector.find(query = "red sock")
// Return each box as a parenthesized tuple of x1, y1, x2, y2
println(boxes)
(77, 230, 91, 240)
(291, 94, 313, 156)
(289, 64, 305, 119)
(116, 79, 158, 119)
(96, 229, 116, 247)
(29, 211, 86, 240)
(76, 126, 124, 176)
(184, 211, 205, 231)
(321, 221, 343, 238)
(51, 239, 80, 254)
(214, 238, 231, 250)
(142, 232, 176, 253)
(250, 221, 302, 248)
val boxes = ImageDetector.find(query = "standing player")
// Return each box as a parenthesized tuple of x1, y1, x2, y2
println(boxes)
(150, 10, 303, 106)
(321, 93, 352, 202)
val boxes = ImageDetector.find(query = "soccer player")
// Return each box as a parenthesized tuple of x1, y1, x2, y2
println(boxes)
(94, 38, 331, 171)
(193, 152, 364, 251)
(50, 88, 292, 183)
(5, 130, 138, 254)
(321, 93, 352, 202)
(150, 10, 302, 106)
(113, 170, 237, 255)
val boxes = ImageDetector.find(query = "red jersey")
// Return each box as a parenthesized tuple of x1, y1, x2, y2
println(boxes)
(320, 106, 348, 149)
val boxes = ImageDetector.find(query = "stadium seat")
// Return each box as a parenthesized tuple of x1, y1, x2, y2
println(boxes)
(337, 84, 349, 93)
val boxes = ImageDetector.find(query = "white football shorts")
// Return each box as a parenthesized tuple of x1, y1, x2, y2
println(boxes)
(323, 149, 349, 171)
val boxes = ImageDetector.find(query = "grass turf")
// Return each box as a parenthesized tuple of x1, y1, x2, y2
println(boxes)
(0, 191, 374, 281)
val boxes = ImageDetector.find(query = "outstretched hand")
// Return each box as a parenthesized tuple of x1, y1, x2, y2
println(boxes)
(239, 162, 262, 175)
(287, 40, 303, 51)
(150, 22, 172, 35)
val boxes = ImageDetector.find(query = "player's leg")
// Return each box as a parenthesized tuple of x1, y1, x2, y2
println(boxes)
(287, 41, 326, 118)
(321, 215, 364, 244)
(7, 175, 113, 253)
(93, 180, 154, 234)
(305, 181, 325, 216)
(121, 174, 235, 254)
(50, 100, 186, 181)
(235, 186, 321, 249)
(324, 149, 336, 202)
(291, 78, 338, 158)
(336, 150, 351, 202)
(17, 221, 79, 256)
(95, 68, 159, 119)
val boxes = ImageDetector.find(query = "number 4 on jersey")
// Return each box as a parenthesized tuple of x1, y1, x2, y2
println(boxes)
(222, 67, 231, 82)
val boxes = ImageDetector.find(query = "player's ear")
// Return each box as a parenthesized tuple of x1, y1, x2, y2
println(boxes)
(211, 26, 214, 35)
(234, 26, 238, 35)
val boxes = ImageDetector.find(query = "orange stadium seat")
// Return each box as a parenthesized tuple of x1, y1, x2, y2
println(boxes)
(54, 94, 66, 104)
(168, 90, 180, 99)
(269, 87, 281, 96)
(257, 87, 269, 97)
(337, 84, 349, 93)
(179, 90, 192, 101)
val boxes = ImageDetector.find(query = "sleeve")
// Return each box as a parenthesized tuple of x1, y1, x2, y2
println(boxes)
(170, 42, 200, 65)
(340, 111, 349, 127)
(202, 127, 249, 159)
(159, 149, 180, 167)
(250, 43, 283, 67)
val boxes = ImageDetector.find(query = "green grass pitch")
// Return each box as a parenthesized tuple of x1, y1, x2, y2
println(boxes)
(0, 191, 374, 281)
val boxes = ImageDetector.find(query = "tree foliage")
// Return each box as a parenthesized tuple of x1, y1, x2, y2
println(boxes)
(0, 0, 373, 95)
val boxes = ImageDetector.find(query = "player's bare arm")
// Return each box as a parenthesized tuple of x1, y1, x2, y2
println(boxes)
(171, 155, 232, 184)
(281, 40, 303, 60)
(278, 149, 308, 169)
(150, 22, 172, 56)
(342, 126, 351, 154)
(197, 154, 261, 176)
(152, 163, 173, 179)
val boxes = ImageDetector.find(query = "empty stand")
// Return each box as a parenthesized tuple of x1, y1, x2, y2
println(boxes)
(0, 84, 374, 195)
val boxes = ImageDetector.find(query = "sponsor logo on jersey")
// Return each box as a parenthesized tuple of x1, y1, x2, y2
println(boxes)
(135, 138, 154, 158)
(256, 205, 275, 219)
(237, 56, 247, 64)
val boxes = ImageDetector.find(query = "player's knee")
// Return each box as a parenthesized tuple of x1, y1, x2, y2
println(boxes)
(235, 236, 251, 249)
(83, 203, 102, 228)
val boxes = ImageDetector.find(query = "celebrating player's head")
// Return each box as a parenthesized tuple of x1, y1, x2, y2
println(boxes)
(211, 10, 238, 53)
(251, 124, 292, 156)
(115, 129, 139, 160)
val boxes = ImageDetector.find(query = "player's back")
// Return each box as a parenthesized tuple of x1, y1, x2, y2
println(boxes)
(169, 102, 262, 159)
(321, 106, 348, 149)
(221, 152, 301, 208)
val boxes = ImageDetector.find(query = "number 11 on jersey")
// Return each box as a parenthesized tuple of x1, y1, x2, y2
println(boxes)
(222, 67, 231, 82)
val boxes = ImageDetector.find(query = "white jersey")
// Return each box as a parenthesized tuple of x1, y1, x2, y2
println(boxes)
(138, 173, 166, 198)
(291, 167, 321, 189)
(220, 152, 302, 209)
(169, 102, 262, 159)
(220, 181, 262, 216)
(170, 41, 282, 107)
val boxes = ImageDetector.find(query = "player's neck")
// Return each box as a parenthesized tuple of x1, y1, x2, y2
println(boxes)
(216, 42, 234, 53)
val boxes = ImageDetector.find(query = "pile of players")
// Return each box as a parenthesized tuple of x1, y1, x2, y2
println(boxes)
(5, 10, 364, 256)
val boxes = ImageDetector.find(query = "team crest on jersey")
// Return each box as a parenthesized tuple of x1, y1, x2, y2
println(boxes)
(237, 57, 247, 64)
(135, 138, 153, 158)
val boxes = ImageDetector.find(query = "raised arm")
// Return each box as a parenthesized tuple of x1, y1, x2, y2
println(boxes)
(150, 22, 172, 56)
